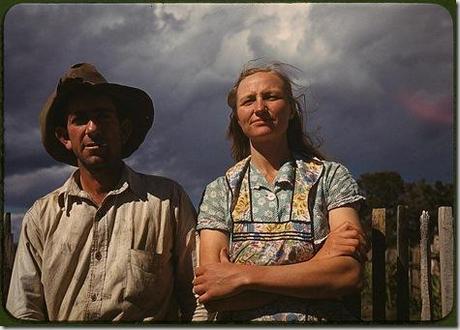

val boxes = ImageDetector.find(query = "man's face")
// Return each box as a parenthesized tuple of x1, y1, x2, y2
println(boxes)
(56, 93, 129, 170)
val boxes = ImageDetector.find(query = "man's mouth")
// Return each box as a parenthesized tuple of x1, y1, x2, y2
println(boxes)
(85, 142, 107, 149)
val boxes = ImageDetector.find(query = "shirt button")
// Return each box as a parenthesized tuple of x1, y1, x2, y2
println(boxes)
(91, 294, 97, 302)
(95, 252, 102, 261)
(266, 192, 276, 201)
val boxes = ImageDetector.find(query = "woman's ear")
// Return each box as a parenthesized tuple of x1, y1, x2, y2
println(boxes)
(55, 127, 72, 151)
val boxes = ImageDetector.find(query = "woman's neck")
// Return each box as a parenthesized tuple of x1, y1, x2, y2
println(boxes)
(250, 137, 291, 184)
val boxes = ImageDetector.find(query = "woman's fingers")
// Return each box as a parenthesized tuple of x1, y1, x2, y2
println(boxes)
(333, 225, 369, 253)
(193, 284, 205, 296)
(195, 266, 204, 276)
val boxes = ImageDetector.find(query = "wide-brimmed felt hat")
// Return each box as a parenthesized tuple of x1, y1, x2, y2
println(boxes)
(40, 63, 154, 166)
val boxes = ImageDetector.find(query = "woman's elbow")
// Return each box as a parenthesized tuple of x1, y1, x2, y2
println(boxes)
(341, 258, 364, 294)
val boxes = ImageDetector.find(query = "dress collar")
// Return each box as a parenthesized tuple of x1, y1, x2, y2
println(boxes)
(249, 160, 296, 190)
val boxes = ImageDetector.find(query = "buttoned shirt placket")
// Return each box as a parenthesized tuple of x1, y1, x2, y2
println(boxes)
(83, 189, 123, 320)
(249, 163, 294, 223)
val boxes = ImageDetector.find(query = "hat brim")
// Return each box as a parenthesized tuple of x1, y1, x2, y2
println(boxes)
(40, 83, 154, 166)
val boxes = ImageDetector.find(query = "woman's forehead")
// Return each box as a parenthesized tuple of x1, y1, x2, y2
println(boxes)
(237, 71, 286, 95)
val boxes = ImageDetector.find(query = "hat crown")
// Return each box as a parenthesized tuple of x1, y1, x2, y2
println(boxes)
(61, 63, 108, 85)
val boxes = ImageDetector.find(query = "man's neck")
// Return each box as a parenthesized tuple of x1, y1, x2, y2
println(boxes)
(78, 161, 124, 206)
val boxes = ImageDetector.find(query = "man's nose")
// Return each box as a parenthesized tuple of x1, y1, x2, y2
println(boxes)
(85, 119, 99, 135)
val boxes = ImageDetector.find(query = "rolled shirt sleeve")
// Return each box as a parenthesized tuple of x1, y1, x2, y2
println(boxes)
(172, 185, 208, 321)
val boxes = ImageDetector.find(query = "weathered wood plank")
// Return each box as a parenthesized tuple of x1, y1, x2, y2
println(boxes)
(372, 208, 386, 321)
(396, 205, 409, 320)
(420, 210, 432, 321)
(438, 207, 453, 318)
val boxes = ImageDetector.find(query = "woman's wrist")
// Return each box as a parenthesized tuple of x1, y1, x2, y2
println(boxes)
(236, 264, 260, 291)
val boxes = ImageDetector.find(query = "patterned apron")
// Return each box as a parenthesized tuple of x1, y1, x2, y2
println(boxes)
(218, 156, 354, 321)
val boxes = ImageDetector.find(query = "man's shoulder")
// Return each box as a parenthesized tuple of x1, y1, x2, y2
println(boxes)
(35, 183, 66, 206)
(23, 184, 67, 227)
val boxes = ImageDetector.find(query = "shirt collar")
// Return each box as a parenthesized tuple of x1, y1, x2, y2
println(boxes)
(59, 163, 146, 204)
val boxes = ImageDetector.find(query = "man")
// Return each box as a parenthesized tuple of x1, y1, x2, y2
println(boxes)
(6, 63, 204, 321)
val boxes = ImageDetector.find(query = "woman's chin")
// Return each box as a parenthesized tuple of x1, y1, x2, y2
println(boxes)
(249, 133, 285, 144)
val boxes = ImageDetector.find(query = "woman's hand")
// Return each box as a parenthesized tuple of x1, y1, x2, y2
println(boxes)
(194, 248, 250, 303)
(314, 221, 369, 263)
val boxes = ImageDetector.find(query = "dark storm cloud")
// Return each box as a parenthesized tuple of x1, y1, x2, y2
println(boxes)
(4, 3, 453, 222)
(288, 4, 453, 182)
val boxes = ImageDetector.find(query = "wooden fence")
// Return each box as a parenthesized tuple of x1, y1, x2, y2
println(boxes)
(1, 206, 455, 321)
(358, 205, 454, 321)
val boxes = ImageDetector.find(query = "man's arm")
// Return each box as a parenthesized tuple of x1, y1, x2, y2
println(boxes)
(172, 187, 208, 321)
(194, 207, 366, 306)
(6, 207, 47, 320)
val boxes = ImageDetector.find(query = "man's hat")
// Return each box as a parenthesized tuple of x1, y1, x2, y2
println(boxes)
(40, 63, 154, 166)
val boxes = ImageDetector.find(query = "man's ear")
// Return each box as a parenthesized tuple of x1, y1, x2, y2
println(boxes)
(55, 127, 73, 151)
(120, 119, 133, 145)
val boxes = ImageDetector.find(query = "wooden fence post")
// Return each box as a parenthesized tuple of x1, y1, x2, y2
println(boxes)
(438, 207, 453, 318)
(409, 246, 421, 320)
(420, 210, 432, 320)
(372, 208, 386, 321)
(396, 205, 409, 320)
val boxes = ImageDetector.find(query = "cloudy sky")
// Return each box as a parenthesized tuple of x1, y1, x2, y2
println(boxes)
(3, 3, 454, 241)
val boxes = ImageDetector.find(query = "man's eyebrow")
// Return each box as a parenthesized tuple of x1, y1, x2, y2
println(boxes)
(72, 107, 114, 114)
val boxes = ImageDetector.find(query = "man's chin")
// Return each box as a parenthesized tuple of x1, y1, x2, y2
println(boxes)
(78, 157, 119, 170)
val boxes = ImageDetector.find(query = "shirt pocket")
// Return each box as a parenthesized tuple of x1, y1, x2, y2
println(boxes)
(124, 249, 161, 308)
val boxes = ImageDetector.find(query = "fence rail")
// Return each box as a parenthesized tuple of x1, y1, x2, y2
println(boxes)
(2, 206, 455, 321)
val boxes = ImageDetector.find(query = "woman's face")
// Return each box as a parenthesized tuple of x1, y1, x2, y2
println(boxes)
(236, 71, 293, 144)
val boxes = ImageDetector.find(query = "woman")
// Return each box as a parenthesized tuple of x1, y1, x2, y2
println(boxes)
(194, 61, 367, 321)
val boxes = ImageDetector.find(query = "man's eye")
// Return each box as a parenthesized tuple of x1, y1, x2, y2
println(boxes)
(71, 116, 88, 125)
(97, 113, 110, 120)
(98, 111, 117, 121)
(241, 99, 253, 106)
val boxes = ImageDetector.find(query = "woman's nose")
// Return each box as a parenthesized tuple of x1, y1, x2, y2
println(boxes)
(255, 98, 266, 113)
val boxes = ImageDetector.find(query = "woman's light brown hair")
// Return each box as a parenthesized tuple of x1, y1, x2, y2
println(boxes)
(226, 62, 324, 162)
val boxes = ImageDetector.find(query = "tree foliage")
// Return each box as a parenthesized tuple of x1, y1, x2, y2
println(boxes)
(357, 172, 454, 244)
(358, 172, 405, 210)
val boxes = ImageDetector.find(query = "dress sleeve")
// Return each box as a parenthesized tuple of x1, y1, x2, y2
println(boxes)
(6, 203, 47, 320)
(323, 162, 365, 211)
(196, 177, 231, 233)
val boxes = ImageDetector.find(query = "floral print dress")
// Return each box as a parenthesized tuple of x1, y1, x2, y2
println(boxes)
(197, 154, 365, 321)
